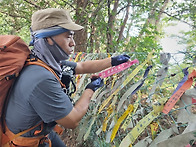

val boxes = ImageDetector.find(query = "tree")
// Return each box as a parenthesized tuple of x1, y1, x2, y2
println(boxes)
(0, 0, 195, 55)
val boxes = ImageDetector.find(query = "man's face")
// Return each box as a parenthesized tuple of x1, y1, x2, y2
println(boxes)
(50, 31, 75, 55)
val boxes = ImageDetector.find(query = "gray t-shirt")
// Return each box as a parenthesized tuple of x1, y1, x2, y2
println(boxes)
(5, 65, 73, 137)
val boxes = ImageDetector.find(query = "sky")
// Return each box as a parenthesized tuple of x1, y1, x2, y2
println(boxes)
(159, 0, 194, 63)
(160, 22, 191, 53)
(160, 21, 191, 63)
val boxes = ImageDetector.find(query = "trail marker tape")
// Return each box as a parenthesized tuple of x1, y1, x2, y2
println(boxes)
(99, 59, 139, 78)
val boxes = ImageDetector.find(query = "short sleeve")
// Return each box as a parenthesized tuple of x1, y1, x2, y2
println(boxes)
(29, 76, 73, 123)
(62, 61, 77, 69)
(61, 61, 77, 75)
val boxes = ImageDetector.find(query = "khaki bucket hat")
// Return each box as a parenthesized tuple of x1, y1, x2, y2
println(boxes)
(31, 8, 83, 31)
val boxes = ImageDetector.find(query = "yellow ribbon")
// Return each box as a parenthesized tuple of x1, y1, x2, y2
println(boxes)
(150, 121, 159, 140)
(98, 90, 119, 113)
(74, 52, 82, 62)
(110, 104, 134, 142)
(72, 52, 83, 97)
(121, 90, 141, 130)
(102, 95, 118, 132)
(111, 75, 117, 89)
(102, 105, 114, 132)
(119, 97, 167, 147)
(98, 52, 154, 114)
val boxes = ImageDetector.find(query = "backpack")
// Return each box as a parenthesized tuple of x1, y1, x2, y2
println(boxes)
(0, 35, 30, 145)
(0, 35, 64, 146)
(0, 35, 30, 115)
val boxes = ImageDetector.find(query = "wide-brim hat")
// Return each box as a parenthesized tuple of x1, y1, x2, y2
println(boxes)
(31, 8, 84, 31)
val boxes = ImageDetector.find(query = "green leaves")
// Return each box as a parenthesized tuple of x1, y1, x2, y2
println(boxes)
(0, 0, 194, 53)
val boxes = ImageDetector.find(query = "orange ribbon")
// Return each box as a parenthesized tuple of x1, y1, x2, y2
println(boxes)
(162, 70, 196, 114)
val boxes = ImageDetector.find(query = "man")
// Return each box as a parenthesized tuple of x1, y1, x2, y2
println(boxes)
(5, 8, 130, 146)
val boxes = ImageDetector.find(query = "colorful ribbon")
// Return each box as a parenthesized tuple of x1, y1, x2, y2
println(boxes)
(119, 97, 167, 147)
(121, 90, 142, 130)
(162, 70, 196, 114)
(110, 104, 134, 142)
(98, 52, 154, 114)
(99, 59, 139, 78)
(117, 65, 152, 112)
(172, 67, 189, 95)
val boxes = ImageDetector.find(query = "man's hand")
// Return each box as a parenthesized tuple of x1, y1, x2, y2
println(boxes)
(85, 76, 104, 92)
(111, 54, 130, 66)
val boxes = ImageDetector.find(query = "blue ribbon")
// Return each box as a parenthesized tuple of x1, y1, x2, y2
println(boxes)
(172, 67, 189, 95)
(131, 65, 153, 95)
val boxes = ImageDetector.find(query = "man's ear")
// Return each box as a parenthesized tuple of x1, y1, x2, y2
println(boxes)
(46, 37, 54, 45)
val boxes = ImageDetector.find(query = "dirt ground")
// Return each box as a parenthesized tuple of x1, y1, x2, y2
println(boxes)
(61, 129, 79, 147)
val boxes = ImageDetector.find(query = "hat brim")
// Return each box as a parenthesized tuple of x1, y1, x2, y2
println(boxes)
(59, 22, 84, 31)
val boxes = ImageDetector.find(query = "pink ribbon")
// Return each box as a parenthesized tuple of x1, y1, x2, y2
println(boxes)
(192, 98, 196, 105)
(99, 59, 139, 78)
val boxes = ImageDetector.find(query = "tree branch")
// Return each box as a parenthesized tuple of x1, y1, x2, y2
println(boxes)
(159, 9, 195, 28)
(23, 0, 41, 9)
(117, 4, 195, 28)
(61, 0, 76, 11)
(0, 11, 26, 19)
(117, 2, 131, 43)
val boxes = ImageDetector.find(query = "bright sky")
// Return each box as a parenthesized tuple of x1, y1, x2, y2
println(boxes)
(160, 21, 191, 63)
(159, 0, 194, 63)
(160, 22, 191, 53)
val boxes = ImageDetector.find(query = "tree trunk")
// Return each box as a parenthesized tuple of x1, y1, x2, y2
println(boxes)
(155, 0, 170, 28)
(106, 0, 119, 52)
(117, 2, 131, 43)
(89, 0, 105, 53)
(74, 0, 88, 52)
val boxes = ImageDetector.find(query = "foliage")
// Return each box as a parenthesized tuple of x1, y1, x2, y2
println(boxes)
(67, 51, 196, 147)
(0, 1, 195, 146)
(0, 0, 195, 54)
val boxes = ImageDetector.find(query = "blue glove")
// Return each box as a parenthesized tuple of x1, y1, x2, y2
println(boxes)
(85, 77, 104, 92)
(111, 54, 130, 66)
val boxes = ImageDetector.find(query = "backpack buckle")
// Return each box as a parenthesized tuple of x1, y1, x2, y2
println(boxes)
(5, 73, 18, 80)
(27, 54, 38, 62)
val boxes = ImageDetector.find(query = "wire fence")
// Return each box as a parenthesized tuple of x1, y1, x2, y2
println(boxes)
(61, 51, 196, 147)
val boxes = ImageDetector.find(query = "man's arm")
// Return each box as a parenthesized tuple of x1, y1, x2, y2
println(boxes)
(75, 58, 111, 74)
(56, 55, 130, 128)
(56, 88, 94, 129)
(74, 54, 130, 74)
(56, 77, 103, 129)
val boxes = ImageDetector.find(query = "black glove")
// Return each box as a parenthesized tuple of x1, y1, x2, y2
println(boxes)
(111, 54, 130, 66)
(85, 77, 104, 92)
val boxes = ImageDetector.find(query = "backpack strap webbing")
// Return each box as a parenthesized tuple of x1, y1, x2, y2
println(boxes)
(1, 121, 43, 146)
(25, 58, 66, 89)
(1, 58, 65, 146)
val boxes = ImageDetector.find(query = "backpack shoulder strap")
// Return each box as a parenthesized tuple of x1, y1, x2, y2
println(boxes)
(25, 58, 66, 88)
